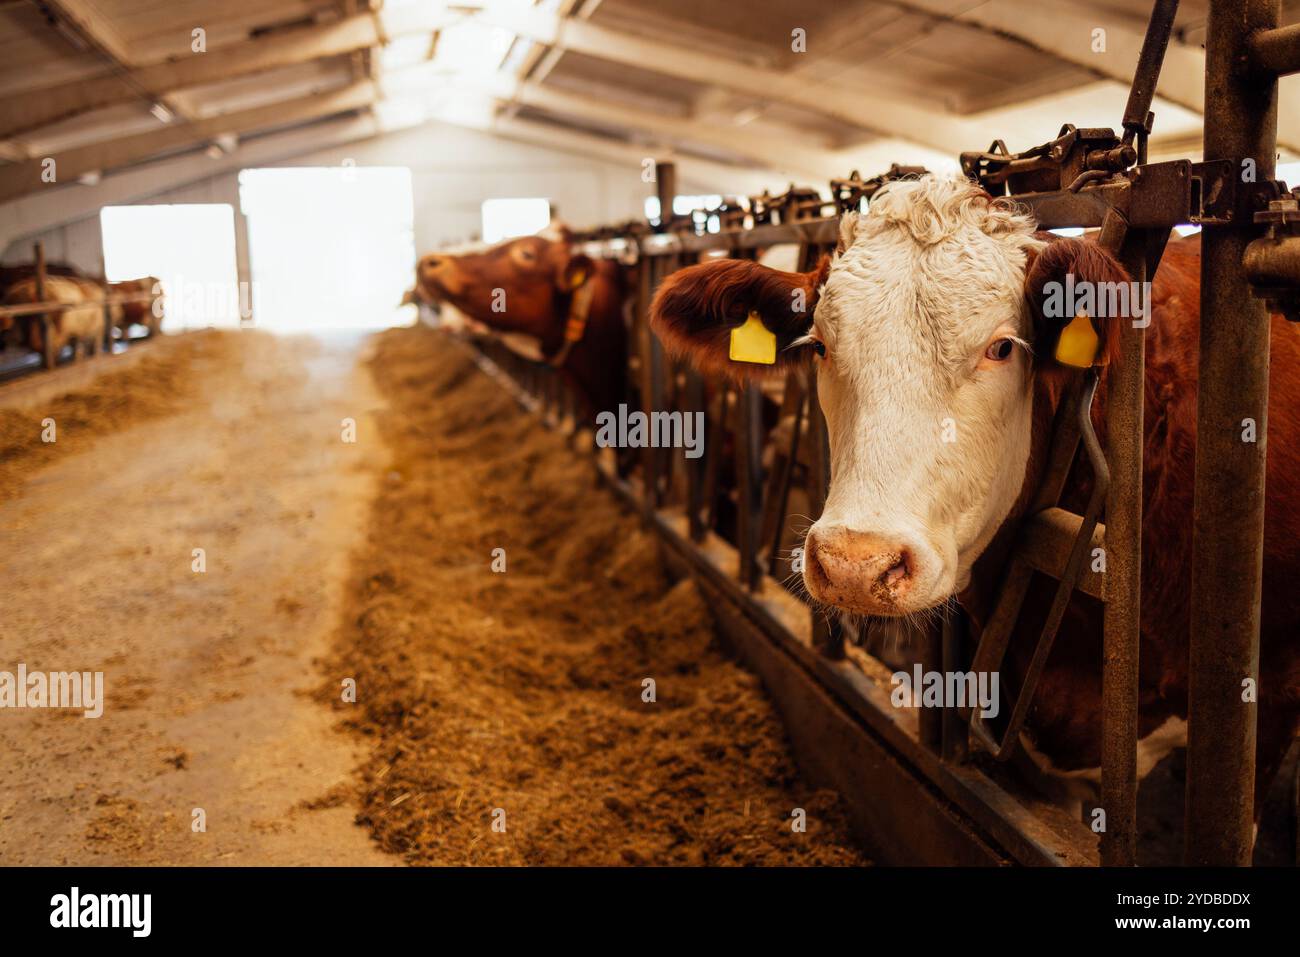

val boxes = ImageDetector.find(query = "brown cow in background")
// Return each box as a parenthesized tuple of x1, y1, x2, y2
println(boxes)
(414, 231, 627, 421)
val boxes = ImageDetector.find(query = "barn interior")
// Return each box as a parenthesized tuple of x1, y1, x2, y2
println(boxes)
(1, 0, 1299, 879)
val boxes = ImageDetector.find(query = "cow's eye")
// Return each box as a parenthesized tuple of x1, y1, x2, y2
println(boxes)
(810, 338, 827, 359)
(984, 337, 1015, 361)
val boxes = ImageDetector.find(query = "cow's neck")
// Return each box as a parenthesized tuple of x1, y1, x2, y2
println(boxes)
(958, 370, 1079, 631)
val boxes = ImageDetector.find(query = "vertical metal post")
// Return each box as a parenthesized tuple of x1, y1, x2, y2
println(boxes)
(685, 368, 707, 541)
(1187, 0, 1278, 867)
(735, 383, 764, 591)
(33, 242, 55, 370)
(918, 624, 943, 753)
(655, 162, 676, 230)
(1100, 234, 1146, 867)
(637, 256, 663, 509)
(941, 609, 970, 763)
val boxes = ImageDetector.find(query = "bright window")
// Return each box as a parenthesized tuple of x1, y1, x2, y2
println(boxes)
(481, 198, 552, 244)
(99, 203, 241, 330)
(238, 166, 416, 331)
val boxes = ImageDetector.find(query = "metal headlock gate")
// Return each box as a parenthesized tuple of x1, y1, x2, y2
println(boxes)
(472, 0, 1300, 866)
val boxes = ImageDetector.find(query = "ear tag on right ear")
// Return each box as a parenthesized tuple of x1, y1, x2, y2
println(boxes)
(1055, 310, 1101, 368)
(729, 311, 777, 365)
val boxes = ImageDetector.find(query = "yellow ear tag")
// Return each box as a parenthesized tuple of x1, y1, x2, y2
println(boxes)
(570, 269, 586, 289)
(1055, 310, 1101, 368)
(729, 311, 777, 365)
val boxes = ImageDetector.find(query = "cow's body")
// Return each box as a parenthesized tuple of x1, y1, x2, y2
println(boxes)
(972, 236, 1300, 796)
(650, 177, 1299, 815)
(415, 234, 627, 420)
(2, 275, 106, 357)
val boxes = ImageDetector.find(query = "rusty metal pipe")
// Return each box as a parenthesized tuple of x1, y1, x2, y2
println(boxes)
(1243, 234, 1300, 286)
(1250, 22, 1300, 76)
(1122, 0, 1180, 139)
(1187, 0, 1278, 867)
(1101, 236, 1146, 867)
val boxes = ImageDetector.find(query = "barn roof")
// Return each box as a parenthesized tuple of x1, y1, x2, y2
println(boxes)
(0, 0, 1297, 219)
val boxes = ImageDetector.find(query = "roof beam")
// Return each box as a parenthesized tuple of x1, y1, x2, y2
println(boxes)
(475, 3, 980, 156)
(887, 0, 1300, 154)
(0, 5, 450, 140)
(0, 81, 376, 205)
(383, 69, 848, 183)
(36, 0, 199, 128)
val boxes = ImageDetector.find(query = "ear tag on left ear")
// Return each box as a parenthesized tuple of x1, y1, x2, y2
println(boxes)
(569, 269, 587, 290)
(729, 311, 777, 365)
(1055, 310, 1101, 368)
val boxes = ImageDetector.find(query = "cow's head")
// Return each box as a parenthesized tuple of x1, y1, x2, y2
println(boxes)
(415, 233, 595, 335)
(651, 176, 1127, 616)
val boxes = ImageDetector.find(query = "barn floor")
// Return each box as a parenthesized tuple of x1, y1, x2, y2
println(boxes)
(0, 330, 392, 865)
(0, 325, 867, 866)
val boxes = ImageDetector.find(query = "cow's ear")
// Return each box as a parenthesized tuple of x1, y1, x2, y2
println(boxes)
(650, 256, 830, 379)
(557, 251, 595, 293)
(1023, 237, 1128, 370)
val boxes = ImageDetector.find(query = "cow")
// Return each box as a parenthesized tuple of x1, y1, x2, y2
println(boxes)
(109, 276, 164, 337)
(2, 274, 107, 359)
(650, 174, 1299, 822)
(414, 231, 628, 421)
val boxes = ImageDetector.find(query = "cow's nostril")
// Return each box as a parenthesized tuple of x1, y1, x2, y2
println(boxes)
(877, 551, 911, 591)
(884, 555, 907, 584)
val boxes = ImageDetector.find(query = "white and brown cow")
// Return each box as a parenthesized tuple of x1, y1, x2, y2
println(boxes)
(651, 175, 1300, 815)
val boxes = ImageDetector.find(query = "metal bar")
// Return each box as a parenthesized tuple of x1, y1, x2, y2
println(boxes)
(654, 161, 676, 231)
(1100, 232, 1148, 867)
(1187, 0, 1277, 867)
(1250, 22, 1300, 76)
(918, 623, 943, 753)
(33, 242, 56, 370)
(684, 368, 707, 541)
(1018, 508, 1106, 600)
(702, 383, 727, 534)
(638, 257, 664, 510)
(942, 609, 970, 763)
(735, 382, 765, 591)
(1121, 0, 1180, 140)
(765, 380, 807, 578)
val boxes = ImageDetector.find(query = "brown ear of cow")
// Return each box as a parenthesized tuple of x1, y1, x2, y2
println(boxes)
(558, 252, 595, 293)
(650, 255, 830, 379)
(1023, 237, 1128, 371)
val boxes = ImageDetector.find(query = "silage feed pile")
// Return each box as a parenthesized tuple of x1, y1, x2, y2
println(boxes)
(325, 325, 868, 865)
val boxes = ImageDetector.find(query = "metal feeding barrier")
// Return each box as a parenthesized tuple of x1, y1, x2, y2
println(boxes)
(0, 241, 160, 372)
(470, 0, 1300, 866)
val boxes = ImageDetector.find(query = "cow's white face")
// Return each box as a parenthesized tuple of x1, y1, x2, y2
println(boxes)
(802, 179, 1044, 616)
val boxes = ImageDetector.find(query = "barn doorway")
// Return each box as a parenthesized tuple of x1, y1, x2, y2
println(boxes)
(99, 203, 242, 331)
(238, 167, 416, 332)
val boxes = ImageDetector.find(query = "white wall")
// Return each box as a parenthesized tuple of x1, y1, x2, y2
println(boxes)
(2, 118, 769, 276)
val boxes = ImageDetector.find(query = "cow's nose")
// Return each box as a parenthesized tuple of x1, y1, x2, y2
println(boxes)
(803, 527, 917, 613)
